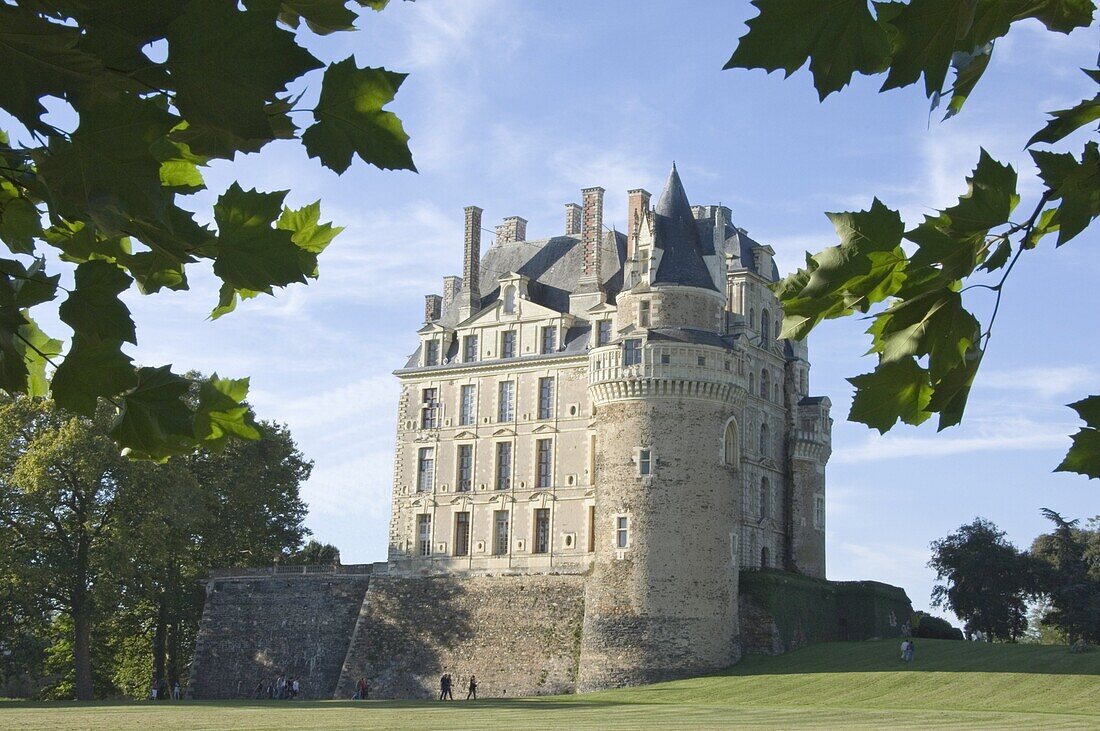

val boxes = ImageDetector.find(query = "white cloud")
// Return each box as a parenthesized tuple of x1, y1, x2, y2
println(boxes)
(977, 365, 1097, 401)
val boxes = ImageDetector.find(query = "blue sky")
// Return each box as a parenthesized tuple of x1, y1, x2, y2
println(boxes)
(10, 2, 1100, 618)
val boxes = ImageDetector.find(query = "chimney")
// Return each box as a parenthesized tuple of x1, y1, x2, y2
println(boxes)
(581, 187, 604, 279)
(627, 188, 650, 259)
(495, 216, 527, 244)
(442, 275, 462, 307)
(424, 294, 442, 322)
(460, 206, 483, 317)
(565, 203, 582, 236)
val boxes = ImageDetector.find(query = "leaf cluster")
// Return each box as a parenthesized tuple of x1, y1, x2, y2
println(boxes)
(728, 1, 1100, 478)
(0, 0, 414, 459)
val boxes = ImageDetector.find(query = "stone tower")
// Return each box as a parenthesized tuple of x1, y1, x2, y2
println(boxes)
(577, 165, 744, 690)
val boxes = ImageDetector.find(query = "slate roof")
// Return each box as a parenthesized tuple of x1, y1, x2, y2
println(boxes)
(647, 327, 736, 350)
(400, 324, 592, 371)
(651, 164, 719, 291)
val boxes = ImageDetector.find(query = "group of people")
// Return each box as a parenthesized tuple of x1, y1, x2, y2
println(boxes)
(900, 639, 917, 662)
(253, 673, 300, 699)
(353, 676, 369, 700)
(439, 672, 477, 701)
(148, 677, 181, 700)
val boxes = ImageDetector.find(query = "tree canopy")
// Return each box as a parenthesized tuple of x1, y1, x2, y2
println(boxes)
(0, 0, 414, 459)
(726, 0, 1099, 480)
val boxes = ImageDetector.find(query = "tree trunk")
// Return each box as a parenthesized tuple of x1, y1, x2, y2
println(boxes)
(72, 534, 94, 703)
(153, 594, 168, 691)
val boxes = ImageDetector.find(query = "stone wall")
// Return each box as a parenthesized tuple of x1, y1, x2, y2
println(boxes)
(335, 573, 586, 699)
(187, 573, 370, 699)
(739, 569, 913, 655)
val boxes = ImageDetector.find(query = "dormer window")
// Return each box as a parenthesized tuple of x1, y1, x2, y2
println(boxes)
(424, 340, 439, 366)
(463, 334, 478, 363)
(503, 285, 517, 314)
(623, 338, 642, 366)
(541, 326, 557, 355)
(420, 388, 440, 429)
(501, 331, 517, 358)
(639, 300, 651, 327)
(597, 320, 612, 346)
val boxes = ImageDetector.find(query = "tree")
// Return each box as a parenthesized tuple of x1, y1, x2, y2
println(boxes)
(929, 518, 1034, 642)
(725, 0, 1100, 479)
(1030, 509, 1100, 643)
(0, 1, 415, 459)
(286, 539, 341, 565)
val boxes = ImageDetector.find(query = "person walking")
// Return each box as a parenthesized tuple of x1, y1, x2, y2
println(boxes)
(291, 677, 300, 699)
(466, 675, 478, 700)
(443, 673, 454, 700)
(356, 676, 368, 700)
(149, 679, 158, 701)
(172, 680, 181, 700)
(907, 639, 916, 662)
(900, 639, 909, 662)
(439, 674, 447, 701)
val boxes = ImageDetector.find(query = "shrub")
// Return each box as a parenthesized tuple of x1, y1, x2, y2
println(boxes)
(911, 611, 964, 640)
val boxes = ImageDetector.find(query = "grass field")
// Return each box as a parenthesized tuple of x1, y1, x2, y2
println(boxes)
(3, 639, 1098, 730)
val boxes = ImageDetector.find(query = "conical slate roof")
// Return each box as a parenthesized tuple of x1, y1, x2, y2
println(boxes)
(652, 164, 717, 291)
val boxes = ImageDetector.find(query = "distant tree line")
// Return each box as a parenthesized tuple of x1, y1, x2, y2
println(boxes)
(929, 512, 1100, 644)
(0, 390, 338, 700)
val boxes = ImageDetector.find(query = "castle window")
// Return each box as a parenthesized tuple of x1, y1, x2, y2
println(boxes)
(637, 447, 652, 476)
(533, 508, 550, 554)
(501, 330, 517, 359)
(761, 309, 770, 340)
(424, 340, 439, 366)
(616, 515, 629, 549)
(761, 545, 770, 568)
(760, 423, 770, 458)
(417, 514, 432, 556)
(661, 353, 671, 365)
(814, 493, 825, 530)
(597, 320, 612, 346)
(541, 325, 557, 354)
(416, 447, 435, 492)
(457, 444, 473, 492)
(420, 388, 440, 429)
(538, 377, 555, 420)
(698, 356, 706, 367)
(748, 532, 758, 568)
(588, 505, 596, 553)
(463, 334, 478, 363)
(800, 370, 807, 394)
(623, 339, 642, 366)
(454, 512, 470, 556)
(760, 369, 769, 399)
(749, 372, 756, 393)
(459, 385, 476, 426)
(493, 510, 510, 555)
(749, 308, 755, 331)
(723, 420, 740, 465)
(495, 442, 512, 490)
(774, 383, 781, 402)
(536, 438, 553, 488)
(503, 285, 517, 314)
(760, 477, 770, 519)
(498, 381, 515, 422)
(639, 300, 651, 327)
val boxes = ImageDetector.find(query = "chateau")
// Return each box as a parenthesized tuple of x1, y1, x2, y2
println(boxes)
(187, 166, 911, 700)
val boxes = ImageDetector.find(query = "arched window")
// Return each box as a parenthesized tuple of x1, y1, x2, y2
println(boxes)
(503, 285, 516, 314)
(760, 423, 769, 458)
(760, 369, 769, 399)
(723, 419, 740, 466)
(761, 545, 770, 568)
(749, 372, 755, 393)
(774, 383, 781, 403)
(749, 308, 755, 331)
(761, 309, 770, 340)
(759, 477, 770, 519)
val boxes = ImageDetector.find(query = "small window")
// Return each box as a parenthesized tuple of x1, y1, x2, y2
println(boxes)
(639, 300, 651, 327)
(661, 353, 671, 365)
(588, 505, 596, 553)
(503, 285, 517, 314)
(417, 514, 432, 556)
(760, 423, 770, 458)
(420, 388, 440, 429)
(457, 444, 473, 492)
(698, 356, 706, 367)
(723, 420, 739, 465)
(454, 512, 470, 556)
(493, 510, 510, 555)
(541, 326, 557, 355)
(498, 381, 515, 422)
(616, 516, 629, 549)
(536, 438, 553, 488)
(538, 377, 555, 420)
(638, 448, 652, 476)
(463, 334, 479, 363)
(501, 331, 517, 359)
(459, 384, 476, 426)
(761, 309, 770, 340)
(814, 493, 825, 530)
(417, 447, 435, 491)
(495, 442, 512, 490)
(623, 339, 642, 366)
(533, 508, 550, 554)
(597, 320, 612, 346)
(760, 369, 770, 399)
(424, 340, 439, 366)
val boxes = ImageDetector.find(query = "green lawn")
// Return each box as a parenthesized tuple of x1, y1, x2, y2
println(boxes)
(3, 639, 1098, 730)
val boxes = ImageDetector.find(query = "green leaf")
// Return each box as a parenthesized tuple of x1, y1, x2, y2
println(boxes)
(978, 238, 1011, 271)
(1028, 89, 1100, 147)
(1022, 208, 1060, 249)
(724, 0, 892, 99)
(880, 0, 975, 97)
(868, 291, 980, 380)
(939, 149, 1019, 233)
(124, 251, 189, 294)
(194, 373, 261, 444)
(166, 0, 322, 149)
(110, 366, 195, 460)
(905, 218, 985, 281)
(927, 344, 983, 430)
(1056, 395, 1100, 479)
(1032, 142, 1100, 246)
(0, 258, 60, 309)
(279, 0, 358, 34)
(302, 57, 416, 173)
(278, 200, 343, 276)
(1026, 0, 1097, 33)
(50, 336, 138, 416)
(150, 134, 208, 193)
(848, 358, 934, 433)
(59, 260, 137, 345)
(944, 43, 992, 119)
(0, 187, 43, 255)
(211, 184, 308, 292)
(210, 283, 260, 320)
(43, 220, 132, 264)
